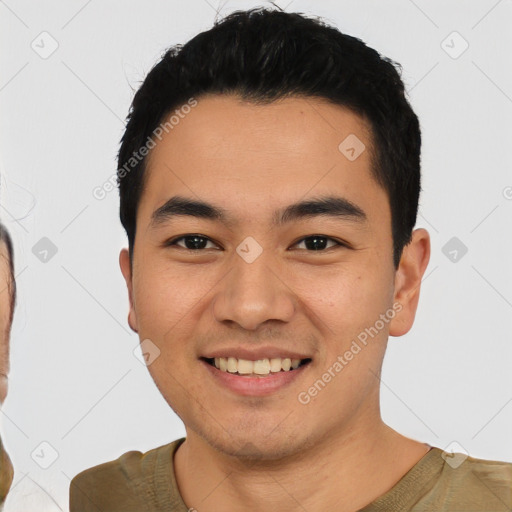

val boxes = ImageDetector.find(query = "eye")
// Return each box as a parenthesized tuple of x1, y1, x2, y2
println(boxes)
(292, 235, 344, 251)
(167, 234, 220, 251)
(165, 234, 346, 252)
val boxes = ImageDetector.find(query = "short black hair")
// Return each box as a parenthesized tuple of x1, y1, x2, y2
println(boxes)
(0, 221, 16, 328)
(117, 7, 421, 269)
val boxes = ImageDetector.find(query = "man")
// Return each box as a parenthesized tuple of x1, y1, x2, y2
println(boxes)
(70, 8, 512, 511)
(0, 222, 15, 508)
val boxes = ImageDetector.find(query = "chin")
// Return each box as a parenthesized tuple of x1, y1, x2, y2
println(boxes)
(191, 420, 314, 463)
(214, 436, 301, 461)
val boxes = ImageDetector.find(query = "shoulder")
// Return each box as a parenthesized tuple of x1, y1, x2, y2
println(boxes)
(431, 448, 512, 509)
(69, 439, 184, 512)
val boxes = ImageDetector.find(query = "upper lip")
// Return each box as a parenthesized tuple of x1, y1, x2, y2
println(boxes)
(201, 347, 312, 361)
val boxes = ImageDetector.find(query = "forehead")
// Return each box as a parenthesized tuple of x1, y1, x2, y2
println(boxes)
(138, 95, 387, 228)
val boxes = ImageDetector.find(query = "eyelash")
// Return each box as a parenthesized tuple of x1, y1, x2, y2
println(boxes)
(165, 234, 347, 252)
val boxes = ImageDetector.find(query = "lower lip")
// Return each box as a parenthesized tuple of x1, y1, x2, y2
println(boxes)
(201, 359, 309, 396)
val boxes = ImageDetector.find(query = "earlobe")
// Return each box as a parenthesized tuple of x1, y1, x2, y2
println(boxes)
(127, 312, 138, 333)
(119, 248, 138, 333)
(389, 228, 430, 337)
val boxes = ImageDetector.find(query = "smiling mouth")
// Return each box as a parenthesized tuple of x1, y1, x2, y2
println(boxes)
(202, 357, 312, 376)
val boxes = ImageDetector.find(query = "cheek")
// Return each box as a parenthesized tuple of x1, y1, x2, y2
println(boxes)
(0, 319, 9, 368)
(301, 268, 374, 313)
(133, 264, 200, 328)
(304, 268, 392, 344)
(132, 265, 213, 374)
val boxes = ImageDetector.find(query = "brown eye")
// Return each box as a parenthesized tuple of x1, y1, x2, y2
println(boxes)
(293, 235, 343, 251)
(167, 235, 220, 250)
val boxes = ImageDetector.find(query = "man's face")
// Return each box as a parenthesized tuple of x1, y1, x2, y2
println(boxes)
(0, 241, 11, 405)
(121, 95, 407, 459)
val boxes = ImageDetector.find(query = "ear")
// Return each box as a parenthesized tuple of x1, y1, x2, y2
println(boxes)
(389, 228, 430, 337)
(119, 248, 138, 333)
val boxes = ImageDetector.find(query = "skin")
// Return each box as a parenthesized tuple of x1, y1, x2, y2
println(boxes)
(0, 239, 14, 503)
(0, 240, 11, 405)
(119, 95, 431, 512)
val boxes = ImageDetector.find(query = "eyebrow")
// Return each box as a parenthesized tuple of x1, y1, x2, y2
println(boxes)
(150, 194, 368, 228)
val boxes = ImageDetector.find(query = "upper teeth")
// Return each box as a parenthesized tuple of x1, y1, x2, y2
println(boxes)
(213, 357, 302, 375)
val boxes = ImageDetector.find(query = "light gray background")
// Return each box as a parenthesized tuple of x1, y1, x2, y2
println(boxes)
(1, 0, 511, 510)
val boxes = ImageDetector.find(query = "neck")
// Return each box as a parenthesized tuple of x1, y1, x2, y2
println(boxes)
(174, 414, 430, 512)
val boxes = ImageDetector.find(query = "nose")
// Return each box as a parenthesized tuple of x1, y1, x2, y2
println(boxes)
(212, 249, 296, 331)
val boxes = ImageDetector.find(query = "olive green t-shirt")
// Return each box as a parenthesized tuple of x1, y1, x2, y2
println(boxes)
(69, 438, 512, 511)
(0, 435, 14, 508)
